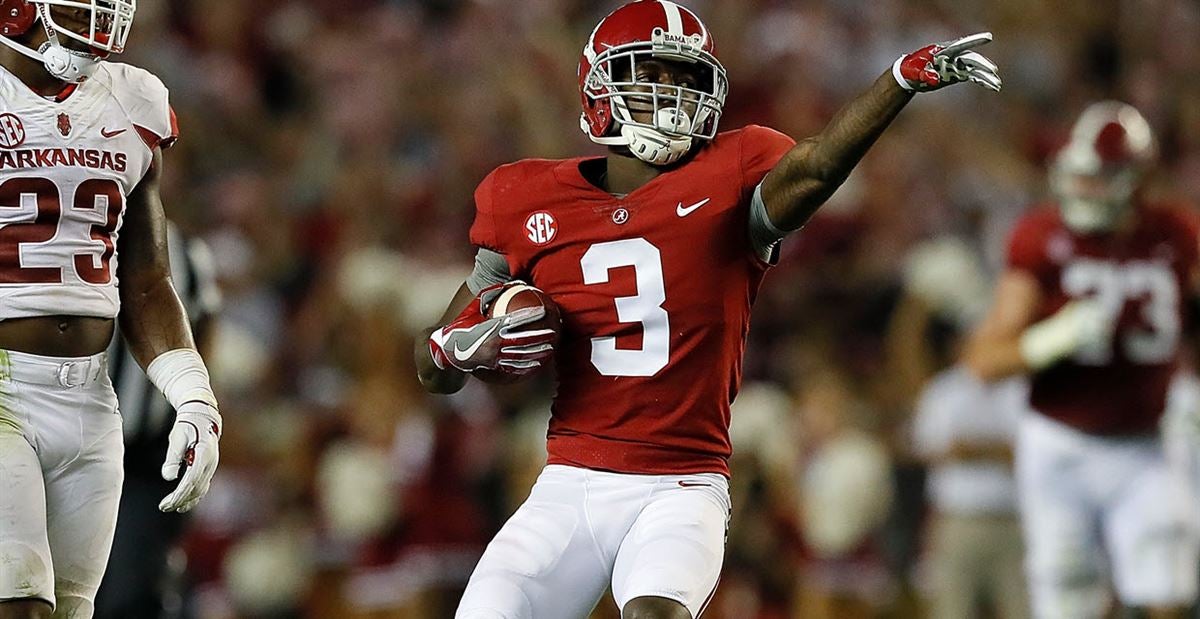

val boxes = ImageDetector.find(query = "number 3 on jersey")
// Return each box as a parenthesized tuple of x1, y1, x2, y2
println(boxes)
(0, 177, 123, 285)
(581, 238, 670, 377)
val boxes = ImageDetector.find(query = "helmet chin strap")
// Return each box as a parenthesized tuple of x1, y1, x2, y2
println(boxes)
(0, 5, 100, 84)
(38, 40, 99, 83)
(34, 4, 99, 83)
(586, 102, 696, 166)
(617, 123, 693, 166)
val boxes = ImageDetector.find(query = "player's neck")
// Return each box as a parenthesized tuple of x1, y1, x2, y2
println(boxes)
(603, 151, 662, 196)
(0, 38, 71, 97)
(1110, 207, 1139, 239)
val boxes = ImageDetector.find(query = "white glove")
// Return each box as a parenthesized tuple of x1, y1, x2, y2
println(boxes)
(893, 32, 1002, 92)
(1019, 300, 1112, 370)
(159, 402, 222, 513)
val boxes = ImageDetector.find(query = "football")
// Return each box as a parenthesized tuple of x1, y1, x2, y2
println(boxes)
(476, 283, 562, 384)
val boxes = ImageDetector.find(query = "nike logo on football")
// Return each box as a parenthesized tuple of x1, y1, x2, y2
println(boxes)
(100, 127, 126, 138)
(676, 198, 710, 217)
(453, 324, 498, 362)
(677, 481, 711, 488)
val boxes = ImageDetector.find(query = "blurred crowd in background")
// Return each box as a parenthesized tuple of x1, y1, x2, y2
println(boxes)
(107, 0, 1200, 617)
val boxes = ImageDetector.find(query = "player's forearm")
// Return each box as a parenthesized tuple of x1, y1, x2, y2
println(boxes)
(118, 274, 197, 370)
(962, 334, 1029, 382)
(415, 326, 469, 394)
(761, 71, 913, 231)
(945, 440, 1014, 465)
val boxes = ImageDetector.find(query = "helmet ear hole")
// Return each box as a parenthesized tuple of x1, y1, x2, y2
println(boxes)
(0, 0, 37, 37)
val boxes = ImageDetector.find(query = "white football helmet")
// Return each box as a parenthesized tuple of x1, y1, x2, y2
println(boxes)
(1051, 101, 1156, 234)
(0, 0, 136, 83)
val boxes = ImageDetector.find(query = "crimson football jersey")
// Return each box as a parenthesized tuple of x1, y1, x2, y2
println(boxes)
(1008, 203, 1200, 434)
(470, 125, 794, 476)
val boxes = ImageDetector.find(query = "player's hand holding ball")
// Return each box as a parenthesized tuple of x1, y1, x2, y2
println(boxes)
(893, 32, 1002, 93)
(429, 281, 561, 382)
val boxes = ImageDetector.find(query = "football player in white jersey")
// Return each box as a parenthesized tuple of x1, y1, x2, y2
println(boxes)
(0, 2, 221, 618)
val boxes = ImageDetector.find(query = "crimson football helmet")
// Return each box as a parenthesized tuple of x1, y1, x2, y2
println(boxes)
(1051, 101, 1156, 234)
(0, 0, 135, 83)
(578, 0, 728, 166)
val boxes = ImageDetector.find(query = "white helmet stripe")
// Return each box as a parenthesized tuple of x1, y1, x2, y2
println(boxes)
(658, 0, 685, 36)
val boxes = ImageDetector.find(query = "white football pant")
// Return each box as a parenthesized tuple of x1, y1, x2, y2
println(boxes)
(0, 350, 123, 617)
(1017, 412, 1200, 619)
(456, 464, 730, 618)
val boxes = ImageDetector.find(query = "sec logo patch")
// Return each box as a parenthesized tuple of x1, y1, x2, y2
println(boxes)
(525, 211, 557, 245)
(0, 114, 26, 148)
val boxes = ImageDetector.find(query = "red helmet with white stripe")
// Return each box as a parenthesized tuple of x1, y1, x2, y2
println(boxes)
(1051, 101, 1157, 234)
(578, 0, 728, 165)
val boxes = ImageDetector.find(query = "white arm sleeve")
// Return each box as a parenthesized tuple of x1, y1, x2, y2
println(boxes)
(748, 182, 789, 263)
(466, 248, 512, 294)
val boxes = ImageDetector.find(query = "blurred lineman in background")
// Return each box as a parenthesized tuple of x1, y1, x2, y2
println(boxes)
(415, 0, 1000, 617)
(966, 101, 1200, 619)
(94, 225, 220, 619)
(0, 2, 223, 618)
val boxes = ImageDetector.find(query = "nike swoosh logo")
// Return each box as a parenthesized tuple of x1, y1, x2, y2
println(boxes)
(100, 127, 126, 138)
(453, 323, 498, 361)
(676, 197, 711, 217)
(677, 481, 711, 488)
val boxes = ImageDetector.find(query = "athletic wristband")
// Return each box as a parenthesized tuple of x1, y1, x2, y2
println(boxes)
(146, 348, 219, 413)
(891, 56, 915, 92)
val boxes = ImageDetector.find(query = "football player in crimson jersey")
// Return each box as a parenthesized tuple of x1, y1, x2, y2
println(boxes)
(415, 1, 1000, 617)
(965, 101, 1200, 619)
(0, 2, 222, 619)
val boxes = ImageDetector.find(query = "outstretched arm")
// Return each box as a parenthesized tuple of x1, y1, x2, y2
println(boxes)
(760, 33, 1001, 231)
(120, 149, 221, 513)
(760, 71, 911, 231)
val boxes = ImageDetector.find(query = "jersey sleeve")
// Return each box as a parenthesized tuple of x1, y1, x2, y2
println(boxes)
(1173, 206, 1200, 274)
(468, 169, 502, 253)
(105, 63, 179, 151)
(1006, 210, 1053, 276)
(739, 124, 796, 192)
(466, 248, 512, 293)
(738, 125, 796, 262)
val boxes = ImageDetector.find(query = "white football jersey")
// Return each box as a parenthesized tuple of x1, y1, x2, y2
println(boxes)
(0, 61, 176, 320)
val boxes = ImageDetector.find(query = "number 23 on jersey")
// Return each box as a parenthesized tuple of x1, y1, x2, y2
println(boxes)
(0, 176, 123, 285)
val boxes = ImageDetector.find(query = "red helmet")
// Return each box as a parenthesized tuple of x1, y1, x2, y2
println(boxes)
(578, 0, 728, 165)
(0, 1, 37, 37)
(0, 0, 137, 83)
(1051, 101, 1156, 233)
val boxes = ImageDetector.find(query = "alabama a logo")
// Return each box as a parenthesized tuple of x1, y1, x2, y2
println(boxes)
(0, 114, 25, 148)
(525, 211, 557, 246)
(57, 113, 71, 137)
